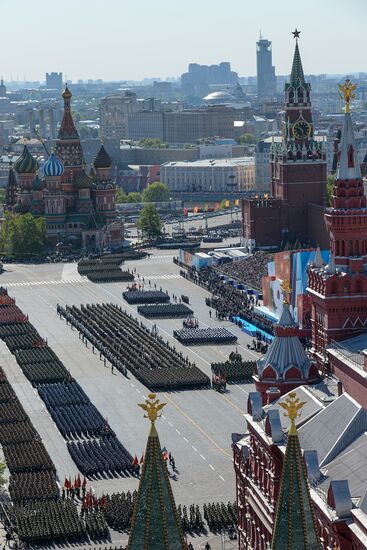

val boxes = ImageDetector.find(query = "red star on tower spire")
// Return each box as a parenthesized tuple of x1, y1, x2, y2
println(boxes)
(292, 28, 301, 39)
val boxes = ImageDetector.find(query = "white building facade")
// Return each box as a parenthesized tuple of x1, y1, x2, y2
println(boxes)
(160, 157, 255, 194)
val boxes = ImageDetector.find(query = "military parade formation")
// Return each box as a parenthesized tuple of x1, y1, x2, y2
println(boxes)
(58, 302, 211, 391)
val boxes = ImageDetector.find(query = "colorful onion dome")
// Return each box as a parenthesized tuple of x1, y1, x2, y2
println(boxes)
(75, 171, 92, 189)
(13, 145, 38, 174)
(42, 153, 64, 177)
(93, 144, 111, 169)
(32, 175, 45, 191)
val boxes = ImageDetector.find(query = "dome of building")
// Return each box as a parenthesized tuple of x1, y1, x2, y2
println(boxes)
(203, 91, 236, 102)
(75, 171, 92, 189)
(42, 153, 64, 177)
(13, 145, 38, 174)
(93, 144, 112, 169)
(32, 175, 45, 191)
(62, 85, 72, 100)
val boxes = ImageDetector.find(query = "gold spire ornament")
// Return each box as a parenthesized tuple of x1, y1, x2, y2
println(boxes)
(279, 392, 305, 435)
(338, 78, 357, 114)
(138, 393, 166, 424)
(280, 280, 292, 304)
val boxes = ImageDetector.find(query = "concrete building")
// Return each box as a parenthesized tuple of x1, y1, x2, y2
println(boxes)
(45, 72, 63, 91)
(127, 111, 164, 141)
(160, 157, 255, 194)
(181, 62, 238, 97)
(162, 106, 249, 145)
(255, 140, 272, 193)
(256, 37, 276, 99)
(99, 91, 137, 140)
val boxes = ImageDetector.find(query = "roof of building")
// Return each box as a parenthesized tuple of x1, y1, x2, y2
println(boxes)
(271, 394, 321, 549)
(58, 86, 79, 140)
(336, 111, 361, 180)
(13, 145, 38, 174)
(32, 175, 44, 191)
(318, 432, 367, 499)
(75, 171, 92, 189)
(42, 153, 64, 178)
(289, 41, 306, 88)
(257, 302, 313, 380)
(160, 156, 254, 168)
(327, 333, 367, 372)
(203, 91, 236, 101)
(298, 393, 366, 467)
(127, 395, 186, 550)
(93, 144, 112, 169)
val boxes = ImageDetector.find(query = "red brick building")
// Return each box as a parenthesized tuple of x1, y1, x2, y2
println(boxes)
(242, 36, 328, 250)
(308, 84, 367, 367)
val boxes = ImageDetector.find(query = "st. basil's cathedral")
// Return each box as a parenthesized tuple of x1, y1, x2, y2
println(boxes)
(4, 86, 122, 250)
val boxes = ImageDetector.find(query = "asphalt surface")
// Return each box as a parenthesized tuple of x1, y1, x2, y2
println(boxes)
(0, 251, 259, 545)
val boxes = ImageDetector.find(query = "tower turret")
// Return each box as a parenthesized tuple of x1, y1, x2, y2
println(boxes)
(127, 394, 187, 550)
(308, 79, 367, 364)
(54, 86, 84, 190)
(5, 166, 17, 210)
(271, 393, 322, 549)
(42, 153, 66, 242)
(13, 145, 38, 212)
(92, 144, 116, 223)
(254, 288, 319, 404)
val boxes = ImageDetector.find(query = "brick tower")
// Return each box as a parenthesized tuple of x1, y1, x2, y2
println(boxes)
(242, 30, 328, 250)
(270, 29, 327, 244)
(308, 79, 367, 365)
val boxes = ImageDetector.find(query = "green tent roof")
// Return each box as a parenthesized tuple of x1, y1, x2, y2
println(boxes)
(127, 396, 187, 550)
(271, 394, 322, 550)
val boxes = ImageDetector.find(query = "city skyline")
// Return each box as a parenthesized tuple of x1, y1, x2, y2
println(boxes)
(1, 0, 366, 82)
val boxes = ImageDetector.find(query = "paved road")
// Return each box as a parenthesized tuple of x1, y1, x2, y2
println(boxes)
(0, 251, 258, 538)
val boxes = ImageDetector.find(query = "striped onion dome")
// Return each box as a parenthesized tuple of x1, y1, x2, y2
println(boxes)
(42, 153, 64, 177)
(13, 145, 39, 174)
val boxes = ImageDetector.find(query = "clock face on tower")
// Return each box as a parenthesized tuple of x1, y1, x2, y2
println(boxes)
(292, 119, 312, 140)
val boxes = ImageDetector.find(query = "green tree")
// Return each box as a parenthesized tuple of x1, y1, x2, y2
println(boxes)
(138, 138, 169, 149)
(0, 188, 5, 204)
(327, 174, 335, 206)
(116, 187, 128, 203)
(0, 212, 46, 256)
(137, 203, 162, 240)
(127, 192, 142, 203)
(238, 133, 256, 144)
(142, 182, 170, 203)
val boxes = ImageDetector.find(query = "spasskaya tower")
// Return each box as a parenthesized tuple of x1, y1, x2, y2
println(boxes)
(270, 29, 327, 243)
(242, 30, 328, 250)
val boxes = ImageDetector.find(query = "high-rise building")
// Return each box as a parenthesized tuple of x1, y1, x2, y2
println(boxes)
(181, 62, 238, 97)
(256, 36, 276, 99)
(45, 72, 63, 91)
(99, 91, 137, 140)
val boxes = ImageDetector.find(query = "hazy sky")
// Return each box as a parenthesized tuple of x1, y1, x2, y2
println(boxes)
(2, 0, 365, 82)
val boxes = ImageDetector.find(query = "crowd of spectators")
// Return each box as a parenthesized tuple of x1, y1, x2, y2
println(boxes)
(216, 251, 273, 291)
(184, 268, 274, 337)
